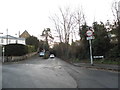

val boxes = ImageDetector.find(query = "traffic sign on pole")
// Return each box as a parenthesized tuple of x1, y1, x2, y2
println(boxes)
(86, 30, 94, 66)
(86, 30, 93, 37)
(87, 36, 94, 40)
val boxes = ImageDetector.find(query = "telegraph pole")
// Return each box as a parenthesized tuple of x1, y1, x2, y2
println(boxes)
(2, 46, 4, 63)
(6, 28, 8, 44)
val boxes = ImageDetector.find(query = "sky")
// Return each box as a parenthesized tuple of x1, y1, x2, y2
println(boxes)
(0, 0, 118, 39)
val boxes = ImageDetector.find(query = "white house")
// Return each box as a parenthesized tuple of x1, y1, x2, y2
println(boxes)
(0, 35, 25, 45)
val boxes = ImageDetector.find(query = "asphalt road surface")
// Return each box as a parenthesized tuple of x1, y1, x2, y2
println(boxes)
(2, 56, 119, 88)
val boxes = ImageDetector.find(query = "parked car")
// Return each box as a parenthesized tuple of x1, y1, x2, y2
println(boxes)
(39, 52, 45, 57)
(49, 54, 55, 58)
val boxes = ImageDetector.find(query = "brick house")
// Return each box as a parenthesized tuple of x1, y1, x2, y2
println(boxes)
(19, 30, 31, 39)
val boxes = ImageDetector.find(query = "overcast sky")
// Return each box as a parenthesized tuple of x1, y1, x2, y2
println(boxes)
(0, 0, 118, 38)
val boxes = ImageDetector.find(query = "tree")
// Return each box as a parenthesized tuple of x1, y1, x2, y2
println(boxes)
(50, 7, 85, 43)
(39, 40, 44, 52)
(26, 36, 39, 51)
(41, 28, 54, 51)
(52, 42, 70, 59)
(92, 22, 110, 56)
(112, 1, 120, 50)
(78, 23, 90, 59)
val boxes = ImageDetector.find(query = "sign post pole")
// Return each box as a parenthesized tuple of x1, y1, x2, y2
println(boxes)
(89, 39, 93, 65)
(86, 30, 94, 66)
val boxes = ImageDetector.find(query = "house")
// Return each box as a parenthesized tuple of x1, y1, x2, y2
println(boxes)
(0, 35, 25, 45)
(19, 30, 31, 39)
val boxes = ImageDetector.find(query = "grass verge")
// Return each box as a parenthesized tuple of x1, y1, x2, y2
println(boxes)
(71, 58, 120, 65)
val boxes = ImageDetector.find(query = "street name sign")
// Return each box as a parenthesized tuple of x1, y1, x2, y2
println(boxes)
(87, 36, 93, 40)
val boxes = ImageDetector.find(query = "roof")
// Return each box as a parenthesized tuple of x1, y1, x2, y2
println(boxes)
(19, 30, 30, 38)
(0, 35, 25, 40)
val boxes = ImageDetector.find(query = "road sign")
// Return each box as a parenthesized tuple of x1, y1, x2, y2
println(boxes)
(86, 30, 94, 65)
(87, 36, 93, 40)
(93, 56, 104, 59)
(86, 30, 93, 37)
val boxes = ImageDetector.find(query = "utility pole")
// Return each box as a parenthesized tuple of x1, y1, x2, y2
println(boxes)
(19, 31, 20, 37)
(2, 46, 4, 63)
(6, 28, 8, 45)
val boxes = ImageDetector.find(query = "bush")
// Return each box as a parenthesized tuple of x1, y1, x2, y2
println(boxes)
(106, 46, 120, 60)
(4, 44, 28, 56)
(43, 51, 50, 59)
(27, 45, 36, 53)
(26, 36, 39, 51)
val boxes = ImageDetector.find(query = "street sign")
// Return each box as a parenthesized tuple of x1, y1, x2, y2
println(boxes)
(86, 30, 94, 65)
(93, 56, 104, 59)
(86, 30, 93, 37)
(87, 36, 93, 40)
(86, 36, 95, 40)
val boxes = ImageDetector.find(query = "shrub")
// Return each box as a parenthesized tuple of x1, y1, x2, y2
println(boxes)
(4, 44, 28, 56)
(27, 45, 36, 53)
(106, 46, 120, 61)
(43, 51, 50, 59)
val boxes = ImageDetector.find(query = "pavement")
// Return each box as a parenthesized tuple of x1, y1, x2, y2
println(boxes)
(73, 63, 120, 72)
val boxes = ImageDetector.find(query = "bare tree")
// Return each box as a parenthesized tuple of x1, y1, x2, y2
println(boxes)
(72, 8, 86, 40)
(112, 1, 120, 48)
(50, 7, 85, 44)
(50, 14, 63, 43)
(112, 1, 120, 24)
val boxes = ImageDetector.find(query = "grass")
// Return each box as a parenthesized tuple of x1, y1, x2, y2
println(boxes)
(71, 58, 120, 65)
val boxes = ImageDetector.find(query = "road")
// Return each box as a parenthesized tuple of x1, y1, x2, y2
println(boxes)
(2, 56, 119, 88)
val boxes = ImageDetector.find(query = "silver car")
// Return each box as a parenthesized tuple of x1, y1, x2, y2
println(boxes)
(39, 52, 45, 57)
(49, 54, 55, 58)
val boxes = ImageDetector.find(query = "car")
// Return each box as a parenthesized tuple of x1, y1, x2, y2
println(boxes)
(49, 54, 55, 58)
(39, 52, 45, 57)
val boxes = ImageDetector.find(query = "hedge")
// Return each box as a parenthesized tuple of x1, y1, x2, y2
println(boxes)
(27, 45, 36, 53)
(4, 44, 28, 56)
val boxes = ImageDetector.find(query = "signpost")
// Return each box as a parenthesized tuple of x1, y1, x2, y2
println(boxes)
(86, 30, 94, 66)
